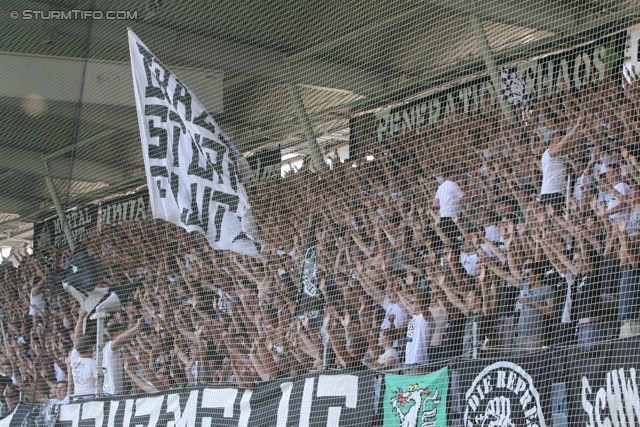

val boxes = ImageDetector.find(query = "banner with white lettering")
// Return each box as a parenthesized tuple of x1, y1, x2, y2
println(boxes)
(352, 32, 625, 151)
(100, 191, 150, 227)
(458, 350, 561, 427)
(383, 366, 449, 427)
(52, 370, 374, 427)
(500, 31, 625, 111)
(360, 74, 490, 151)
(128, 29, 263, 258)
(33, 204, 98, 249)
(247, 146, 281, 182)
(567, 334, 640, 427)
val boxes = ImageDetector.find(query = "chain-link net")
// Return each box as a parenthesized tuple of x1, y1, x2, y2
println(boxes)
(1, 1, 640, 426)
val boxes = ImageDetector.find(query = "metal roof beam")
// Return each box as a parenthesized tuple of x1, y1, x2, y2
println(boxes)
(0, 144, 123, 184)
(284, 0, 581, 67)
(86, 18, 392, 97)
(0, 194, 42, 215)
(428, 0, 581, 33)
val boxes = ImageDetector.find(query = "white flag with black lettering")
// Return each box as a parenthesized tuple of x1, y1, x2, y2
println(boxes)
(128, 29, 263, 257)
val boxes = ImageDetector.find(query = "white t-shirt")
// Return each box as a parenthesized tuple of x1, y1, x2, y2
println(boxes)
(573, 172, 589, 201)
(28, 288, 46, 316)
(102, 341, 124, 396)
(605, 182, 631, 225)
(405, 314, 431, 365)
(484, 225, 502, 243)
(380, 296, 408, 331)
(480, 225, 504, 259)
(50, 396, 69, 405)
(435, 180, 465, 218)
(562, 274, 573, 324)
(540, 149, 566, 195)
(596, 152, 613, 175)
(70, 349, 96, 396)
(460, 251, 479, 276)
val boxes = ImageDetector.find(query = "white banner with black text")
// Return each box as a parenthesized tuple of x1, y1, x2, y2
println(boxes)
(55, 370, 375, 427)
(128, 29, 263, 258)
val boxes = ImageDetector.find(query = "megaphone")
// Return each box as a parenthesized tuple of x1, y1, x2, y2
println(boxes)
(62, 282, 109, 313)
(95, 292, 121, 315)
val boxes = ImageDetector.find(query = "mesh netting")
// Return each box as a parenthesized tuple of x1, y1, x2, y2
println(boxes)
(1, 1, 640, 426)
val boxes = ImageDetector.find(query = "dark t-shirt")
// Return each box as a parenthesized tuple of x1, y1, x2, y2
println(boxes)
(497, 281, 518, 318)
(444, 313, 466, 360)
(597, 258, 621, 296)
(619, 268, 640, 321)
(572, 274, 599, 320)
(462, 312, 488, 356)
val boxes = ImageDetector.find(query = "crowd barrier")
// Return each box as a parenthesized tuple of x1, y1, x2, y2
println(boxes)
(4, 334, 640, 427)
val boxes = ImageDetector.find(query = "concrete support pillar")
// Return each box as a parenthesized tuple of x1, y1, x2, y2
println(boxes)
(44, 176, 76, 252)
(288, 84, 328, 173)
(469, 9, 516, 128)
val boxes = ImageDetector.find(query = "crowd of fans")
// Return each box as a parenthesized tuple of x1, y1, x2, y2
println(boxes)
(1, 69, 640, 410)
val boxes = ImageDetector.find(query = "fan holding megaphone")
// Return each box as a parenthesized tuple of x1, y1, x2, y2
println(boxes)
(62, 248, 124, 396)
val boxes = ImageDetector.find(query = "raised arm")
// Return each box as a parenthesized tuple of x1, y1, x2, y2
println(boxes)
(123, 355, 158, 394)
(73, 310, 88, 345)
(548, 115, 584, 158)
(433, 270, 468, 317)
(111, 317, 143, 350)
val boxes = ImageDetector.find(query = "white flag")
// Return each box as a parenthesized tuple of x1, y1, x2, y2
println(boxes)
(128, 29, 263, 257)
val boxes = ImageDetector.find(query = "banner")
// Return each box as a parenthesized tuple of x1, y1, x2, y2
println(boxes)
(33, 204, 98, 249)
(100, 191, 150, 227)
(128, 29, 263, 258)
(247, 146, 281, 181)
(458, 350, 562, 427)
(500, 31, 625, 111)
(364, 74, 490, 149)
(383, 367, 449, 427)
(294, 214, 323, 329)
(353, 32, 626, 150)
(0, 402, 58, 427)
(54, 370, 375, 427)
(568, 335, 640, 427)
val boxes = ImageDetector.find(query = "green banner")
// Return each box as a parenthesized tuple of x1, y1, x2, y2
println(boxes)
(383, 366, 449, 427)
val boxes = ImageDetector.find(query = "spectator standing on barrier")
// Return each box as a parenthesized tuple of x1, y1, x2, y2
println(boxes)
(26, 273, 47, 329)
(70, 310, 96, 396)
(434, 163, 465, 248)
(364, 329, 398, 371)
(399, 278, 431, 374)
(427, 283, 448, 363)
(539, 116, 584, 216)
(434, 262, 491, 358)
(102, 318, 143, 396)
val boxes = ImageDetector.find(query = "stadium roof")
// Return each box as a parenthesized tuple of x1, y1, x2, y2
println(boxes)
(0, 0, 638, 250)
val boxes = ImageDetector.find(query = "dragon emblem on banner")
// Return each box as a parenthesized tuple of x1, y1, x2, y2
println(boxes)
(390, 384, 441, 427)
